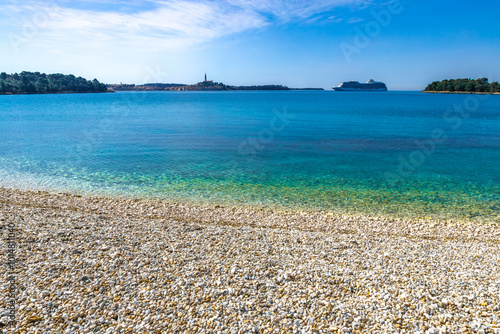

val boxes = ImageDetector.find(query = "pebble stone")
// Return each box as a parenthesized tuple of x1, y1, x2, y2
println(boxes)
(0, 187, 499, 333)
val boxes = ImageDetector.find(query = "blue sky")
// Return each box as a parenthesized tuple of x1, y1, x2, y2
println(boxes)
(1, 0, 499, 90)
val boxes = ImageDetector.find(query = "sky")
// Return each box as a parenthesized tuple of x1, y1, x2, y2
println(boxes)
(1, 0, 499, 90)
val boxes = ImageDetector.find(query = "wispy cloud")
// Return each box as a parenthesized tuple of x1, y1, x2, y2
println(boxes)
(227, 0, 369, 22)
(2, 0, 370, 53)
(348, 17, 364, 24)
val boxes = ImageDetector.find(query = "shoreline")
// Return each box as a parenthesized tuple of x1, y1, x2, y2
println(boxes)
(423, 90, 500, 95)
(2, 186, 497, 233)
(0, 91, 114, 96)
(1, 186, 500, 332)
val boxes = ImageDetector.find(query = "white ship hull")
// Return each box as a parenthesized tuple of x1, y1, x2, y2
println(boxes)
(332, 87, 387, 91)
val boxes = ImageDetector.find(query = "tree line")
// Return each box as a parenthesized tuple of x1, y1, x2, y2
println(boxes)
(232, 85, 290, 91)
(425, 78, 500, 93)
(0, 71, 108, 94)
(197, 80, 290, 90)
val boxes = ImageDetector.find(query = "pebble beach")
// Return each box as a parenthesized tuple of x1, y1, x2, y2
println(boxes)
(1, 187, 500, 333)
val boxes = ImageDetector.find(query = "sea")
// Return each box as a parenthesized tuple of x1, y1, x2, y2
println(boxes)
(0, 91, 499, 222)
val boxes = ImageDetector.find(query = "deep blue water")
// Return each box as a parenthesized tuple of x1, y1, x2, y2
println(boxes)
(0, 91, 499, 221)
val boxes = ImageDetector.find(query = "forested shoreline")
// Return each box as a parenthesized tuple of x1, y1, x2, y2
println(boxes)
(424, 78, 500, 93)
(0, 72, 108, 94)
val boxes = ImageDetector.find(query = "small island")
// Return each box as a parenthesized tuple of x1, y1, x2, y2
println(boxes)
(424, 78, 500, 94)
(0, 71, 108, 95)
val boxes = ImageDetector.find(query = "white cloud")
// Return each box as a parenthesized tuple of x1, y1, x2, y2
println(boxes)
(0, 0, 372, 84)
(31, 1, 267, 51)
(1, 0, 369, 53)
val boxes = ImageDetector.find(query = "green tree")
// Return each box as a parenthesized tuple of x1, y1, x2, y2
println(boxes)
(457, 79, 465, 90)
(490, 82, 499, 93)
(465, 81, 476, 92)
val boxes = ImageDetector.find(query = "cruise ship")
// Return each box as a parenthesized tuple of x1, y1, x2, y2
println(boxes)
(332, 79, 387, 91)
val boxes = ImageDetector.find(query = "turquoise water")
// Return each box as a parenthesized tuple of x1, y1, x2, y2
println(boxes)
(0, 91, 499, 221)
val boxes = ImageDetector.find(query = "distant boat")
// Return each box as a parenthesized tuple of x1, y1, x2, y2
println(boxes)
(333, 79, 388, 91)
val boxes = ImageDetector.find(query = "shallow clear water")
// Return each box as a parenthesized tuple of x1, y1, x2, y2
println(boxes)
(1, 91, 499, 221)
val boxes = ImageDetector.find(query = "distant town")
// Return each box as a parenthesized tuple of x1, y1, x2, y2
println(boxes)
(0, 71, 325, 95)
(107, 74, 324, 92)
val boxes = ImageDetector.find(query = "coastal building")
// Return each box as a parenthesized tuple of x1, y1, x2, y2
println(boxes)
(204, 73, 213, 83)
